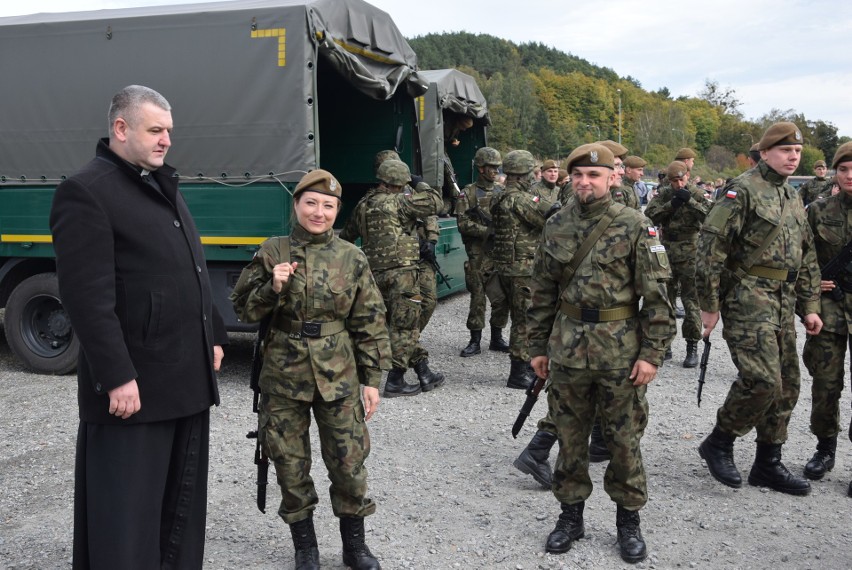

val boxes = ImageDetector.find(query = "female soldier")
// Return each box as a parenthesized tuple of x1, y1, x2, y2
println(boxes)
(232, 170, 390, 570)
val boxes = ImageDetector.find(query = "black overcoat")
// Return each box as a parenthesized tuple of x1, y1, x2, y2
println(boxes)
(50, 139, 226, 424)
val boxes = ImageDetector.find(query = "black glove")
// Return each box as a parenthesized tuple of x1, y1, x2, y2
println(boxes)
(420, 240, 437, 263)
(410, 174, 424, 186)
(544, 200, 562, 219)
(671, 188, 691, 209)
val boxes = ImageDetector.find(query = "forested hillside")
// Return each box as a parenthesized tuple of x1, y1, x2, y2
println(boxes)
(409, 33, 846, 177)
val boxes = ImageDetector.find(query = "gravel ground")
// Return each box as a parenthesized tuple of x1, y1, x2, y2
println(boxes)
(1, 295, 851, 570)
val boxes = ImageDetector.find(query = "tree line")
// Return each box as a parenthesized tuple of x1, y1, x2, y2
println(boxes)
(410, 32, 849, 180)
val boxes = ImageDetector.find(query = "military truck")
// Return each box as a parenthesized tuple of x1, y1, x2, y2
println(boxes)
(0, 0, 489, 374)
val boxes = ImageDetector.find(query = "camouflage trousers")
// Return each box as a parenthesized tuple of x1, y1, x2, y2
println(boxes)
(374, 267, 427, 369)
(500, 274, 531, 362)
(802, 329, 852, 440)
(664, 238, 701, 341)
(464, 249, 509, 331)
(718, 321, 800, 444)
(259, 391, 375, 525)
(409, 261, 437, 366)
(548, 363, 649, 509)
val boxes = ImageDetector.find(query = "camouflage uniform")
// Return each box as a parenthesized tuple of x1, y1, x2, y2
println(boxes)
(645, 182, 713, 344)
(696, 161, 821, 444)
(340, 172, 443, 370)
(456, 177, 509, 331)
(803, 192, 852, 441)
(530, 179, 561, 205)
(410, 212, 439, 366)
(611, 182, 640, 210)
(799, 175, 830, 207)
(528, 192, 674, 509)
(232, 224, 391, 524)
(491, 176, 549, 362)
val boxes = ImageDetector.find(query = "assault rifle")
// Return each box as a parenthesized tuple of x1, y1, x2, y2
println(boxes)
(465, 204, 493, 227)
(511, 373, 547, 438)
(819, 238, 852, 302)
(245, 316, 271, 513)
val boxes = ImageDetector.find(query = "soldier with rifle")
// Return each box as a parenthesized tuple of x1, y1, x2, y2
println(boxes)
(455, 147, 510, 358)
(231, 170, 391, 570)
(527, 144, 674, 563)
(802, 141, 852, 496)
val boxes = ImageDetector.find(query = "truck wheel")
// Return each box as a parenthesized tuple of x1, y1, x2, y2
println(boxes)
(5, 273, 78, 375)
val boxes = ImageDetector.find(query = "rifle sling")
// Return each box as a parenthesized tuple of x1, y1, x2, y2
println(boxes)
(730, 195, 791, 282)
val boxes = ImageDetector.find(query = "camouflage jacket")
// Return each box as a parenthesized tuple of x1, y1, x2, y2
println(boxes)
(490, 178, 548, 276)
(799, 176, 830, 207)
(231, 225, 391, 401)
(530, 179, 561, 205)
(528, 193, 675, 369)
(807, 191, 852, 334)
(611, 182, 640, 210)
(339, 183, 442, 271)
(558, 181, 574, 204)
(644, 183, 713, 241)
(456, 177, 502, 252)
(696, 161, 821, 324)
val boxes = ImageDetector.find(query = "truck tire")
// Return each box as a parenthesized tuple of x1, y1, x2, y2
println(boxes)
(5, 272, 78, 375)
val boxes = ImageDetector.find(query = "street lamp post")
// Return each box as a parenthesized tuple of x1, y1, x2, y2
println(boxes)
(617, 88, 622, 144)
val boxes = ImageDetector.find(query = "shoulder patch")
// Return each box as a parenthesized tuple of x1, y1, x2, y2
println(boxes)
(647, 226, 657, 237)
(725, 189, 737, 199)
(533, 195, 540, 203)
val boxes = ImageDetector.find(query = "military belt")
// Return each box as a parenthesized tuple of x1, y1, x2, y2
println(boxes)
(746, 265, 798, 283)
(273, 315, 346, 338)
(558, 301, 638, 323)
(662, 230, 698, 242)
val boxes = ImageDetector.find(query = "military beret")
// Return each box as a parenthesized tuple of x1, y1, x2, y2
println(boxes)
(557, 168, 568, 180)
(748, 143, 761, 163)
(597, 140, 628, 158)
(757, 121, 803, 150)
(666, 161, 688, 181)
(565, 143, 615, 171)
(814, 159, 827, 168)
(294, 169, 342, 199)
(623, 155, 646, 168)
(831, 141, 852, 169)
(675, 147, 697, 160)
(541, 159, 559, 170)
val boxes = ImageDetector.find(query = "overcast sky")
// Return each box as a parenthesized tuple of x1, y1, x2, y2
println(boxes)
(4, 0, 851, 137)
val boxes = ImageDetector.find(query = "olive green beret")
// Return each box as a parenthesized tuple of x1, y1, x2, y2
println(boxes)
(831, 141, 852, 169)
(558, 168, 568, 180)
(566, 143, 615, 171)
(541, 159, 559, 170)
(623, 155, 646, 168)
(294, 169, 342, 199)
(666, 161, 688, 181)
(675, 147, 697, 160)
(814, 159, 827, 168)
(757, 121, 803, 150)
(597, 140, 628, 158)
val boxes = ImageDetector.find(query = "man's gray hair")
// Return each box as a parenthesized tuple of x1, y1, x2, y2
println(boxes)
(107, 85, 171, 136)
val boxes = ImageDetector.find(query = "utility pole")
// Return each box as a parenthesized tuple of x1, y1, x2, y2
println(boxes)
(617, 88, 622, 144)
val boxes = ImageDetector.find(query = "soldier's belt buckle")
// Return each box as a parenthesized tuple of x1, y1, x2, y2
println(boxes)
(580, 308, 600, 322)
(785, 270, 798, 283)
(301, 321, 322, 338)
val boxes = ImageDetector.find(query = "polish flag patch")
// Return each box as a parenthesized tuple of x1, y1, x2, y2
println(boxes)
(726, 189, 738, 199)
(648, 226, 657, 237)
(533, 196, 540, 203)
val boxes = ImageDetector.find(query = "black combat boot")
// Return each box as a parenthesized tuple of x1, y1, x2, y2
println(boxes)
(289, 516, 320, 570)
(616, 506, 647, 563)
(748, 443, 811, 495)
(589, 419, 611, 463)
(340, 516, 381, 570)
(698, 426, 742, 488)
(545, 501, 585, 554)
(513, 430, 557, 488)
(489, 326, 510, 352)
(506, 358, 534, 390)
(459, 329, 482, 357)
(683, 340, 699, 368)
(804, 436, 837, 480)
(664, 347, 673, 361)
(413, 359, 445, 391)
(382, 368, 421, 398)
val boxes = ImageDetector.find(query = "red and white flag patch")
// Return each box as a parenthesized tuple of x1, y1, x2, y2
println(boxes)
(726, 189, 738, 199)
(648, 226, 657, 237)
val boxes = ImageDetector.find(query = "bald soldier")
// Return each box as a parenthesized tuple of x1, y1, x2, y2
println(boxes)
(644, 161, 713, 368)
(528, 143, 674, 563)
(696, 122, 822, 496)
